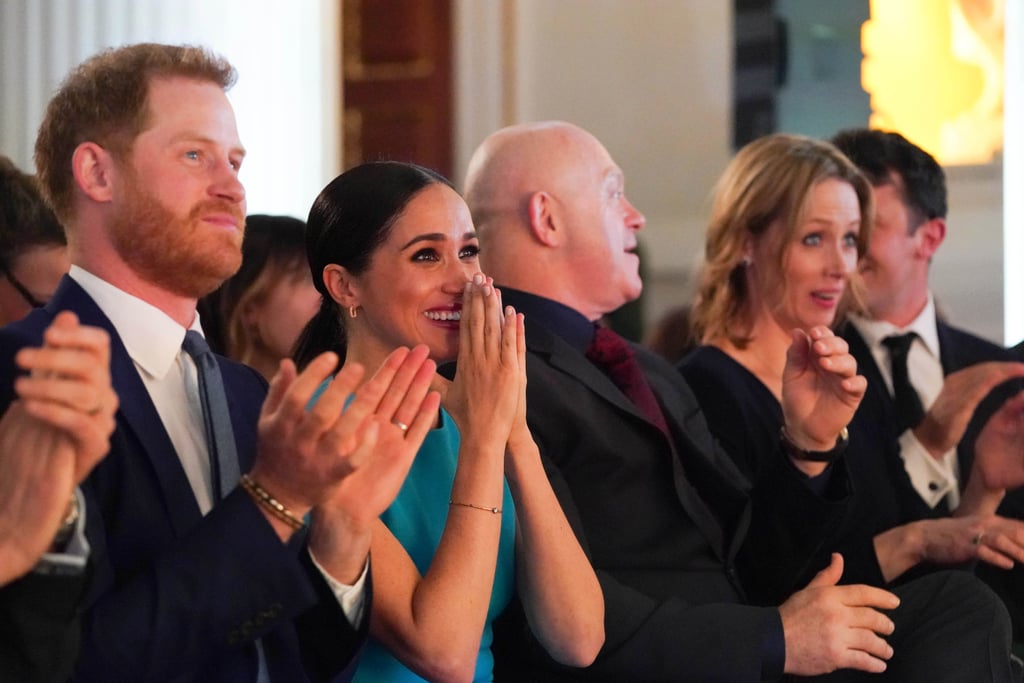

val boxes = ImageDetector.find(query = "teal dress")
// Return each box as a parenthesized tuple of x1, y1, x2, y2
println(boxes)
(312, 381, 516, 682)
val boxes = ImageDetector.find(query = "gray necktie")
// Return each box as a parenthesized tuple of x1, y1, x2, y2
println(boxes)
(182, 331, 240, 499)
(183, 332, 267, 681)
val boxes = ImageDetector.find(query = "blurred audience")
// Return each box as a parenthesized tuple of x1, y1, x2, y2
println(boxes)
(0, 156, 69, 324)
(644, 304, 696, 364)
(199, 214, 320, 380)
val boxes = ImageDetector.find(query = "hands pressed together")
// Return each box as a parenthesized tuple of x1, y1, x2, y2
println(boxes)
(0, 311, 118, 585)
(434, 273, 525, 456)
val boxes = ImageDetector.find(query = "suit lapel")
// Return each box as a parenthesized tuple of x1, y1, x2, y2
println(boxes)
(48, 277, 204, 534)
(528, 325, 727, 560)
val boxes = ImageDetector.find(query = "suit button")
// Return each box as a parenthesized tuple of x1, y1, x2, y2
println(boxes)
(238, 620, 254, 639)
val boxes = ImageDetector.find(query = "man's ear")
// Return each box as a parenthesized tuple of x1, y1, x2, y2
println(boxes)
(915, 217, 946, 261)
(71, 142, 117, 203)
(322, 264, 359, 308)
(527, 190, 562, 247)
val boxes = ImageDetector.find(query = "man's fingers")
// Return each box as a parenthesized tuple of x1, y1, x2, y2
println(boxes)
(845, 605, 896, 636)
(296, 353, 356, 423)
(837, 584, 901, 611)
(840, 644, 891, 674)
(262, 358, 300, 416)
(807, 552, 844, 587)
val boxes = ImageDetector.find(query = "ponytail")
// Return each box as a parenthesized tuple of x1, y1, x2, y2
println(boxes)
(292, 297, 346, 372)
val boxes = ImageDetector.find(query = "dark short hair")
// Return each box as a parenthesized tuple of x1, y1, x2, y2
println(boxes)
(34, 43, 236, 224)
(293, 161, 453, 369)
(0, 155, 66, 270)
(830, 128, 946, 227)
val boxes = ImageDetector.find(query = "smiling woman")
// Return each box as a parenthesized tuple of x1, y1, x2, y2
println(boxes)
(293, 161, 604, 682)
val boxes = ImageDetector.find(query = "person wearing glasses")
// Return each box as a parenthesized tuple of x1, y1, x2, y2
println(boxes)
(0, 156, 69, 322)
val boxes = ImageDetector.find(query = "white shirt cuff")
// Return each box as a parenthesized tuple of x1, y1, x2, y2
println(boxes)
(35, 488, 89, 576)
(899, 430, 960, 509)
(307, 549, 369, 627)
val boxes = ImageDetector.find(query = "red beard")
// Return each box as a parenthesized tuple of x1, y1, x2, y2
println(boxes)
(110, 168, 245, 299)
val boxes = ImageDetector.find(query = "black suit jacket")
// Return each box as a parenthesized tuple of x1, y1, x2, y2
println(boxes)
(842, 320, 1011, 519)
(497, 320, 850, 682)
(0, 276, 365, 682)
(0, 567, 91, 682)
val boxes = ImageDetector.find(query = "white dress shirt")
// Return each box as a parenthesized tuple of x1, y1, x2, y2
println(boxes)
(68, 266, 367, 625)
(849, 294, 959, 509)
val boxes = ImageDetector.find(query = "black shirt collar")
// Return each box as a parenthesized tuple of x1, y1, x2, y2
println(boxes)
(499, 287, 596, 354)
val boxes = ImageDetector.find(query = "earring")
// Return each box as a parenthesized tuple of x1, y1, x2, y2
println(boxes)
(349, 305, 359, 319)
(741, 255, 752, 267)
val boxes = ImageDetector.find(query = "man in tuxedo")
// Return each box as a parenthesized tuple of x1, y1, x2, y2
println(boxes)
(0, 43, 439, 681)
(833, 128, 1024, 643)
(0, 312, 117, 682)
(466, 121, 1017, 681)
(831, 128, 1023, 519)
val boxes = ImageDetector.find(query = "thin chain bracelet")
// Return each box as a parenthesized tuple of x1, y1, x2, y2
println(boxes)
(449, 499, 502, 514)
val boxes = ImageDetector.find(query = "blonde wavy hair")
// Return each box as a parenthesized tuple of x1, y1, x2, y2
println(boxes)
(691, 133, 873, 348)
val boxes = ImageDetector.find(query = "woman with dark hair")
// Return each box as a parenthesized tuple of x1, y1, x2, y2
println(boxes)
(679, 133, 1024, 595)
(0, 156, 69, 324)
(198, 214, 320, 380)
(295, 161, 603, 682)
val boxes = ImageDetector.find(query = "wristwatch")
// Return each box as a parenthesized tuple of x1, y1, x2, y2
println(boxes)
(780, 425, 849, 463)
(51, 493, 79, 550)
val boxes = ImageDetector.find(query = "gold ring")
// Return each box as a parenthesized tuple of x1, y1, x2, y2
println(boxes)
(972, 532, 984, 546)
(392, 419, 409, 432)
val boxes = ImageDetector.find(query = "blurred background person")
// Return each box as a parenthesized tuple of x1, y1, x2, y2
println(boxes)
(199, 214, 320, 380)
(0, 155, 68, 324)
(644, 304, 696, 365)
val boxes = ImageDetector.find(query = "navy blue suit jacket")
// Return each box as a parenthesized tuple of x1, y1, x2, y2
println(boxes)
(0, 276, 365, 682)
(0, 566, 90, 682)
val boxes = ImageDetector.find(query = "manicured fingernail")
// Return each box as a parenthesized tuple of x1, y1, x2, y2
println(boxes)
(473, 273, 484, 285)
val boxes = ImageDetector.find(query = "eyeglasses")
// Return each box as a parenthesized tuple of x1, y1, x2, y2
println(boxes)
(1, 267, 46, 308)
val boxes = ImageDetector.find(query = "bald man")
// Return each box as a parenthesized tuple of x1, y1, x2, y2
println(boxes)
(466, 121, 1017, 682)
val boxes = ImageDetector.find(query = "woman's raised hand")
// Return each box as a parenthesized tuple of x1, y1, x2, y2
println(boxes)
(443, 273, 521, 451)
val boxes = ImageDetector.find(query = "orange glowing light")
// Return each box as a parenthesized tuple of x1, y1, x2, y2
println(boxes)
(862, 0, 1003, 165)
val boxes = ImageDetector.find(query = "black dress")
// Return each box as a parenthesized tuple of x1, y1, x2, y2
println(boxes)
(679, 345, 926, 587)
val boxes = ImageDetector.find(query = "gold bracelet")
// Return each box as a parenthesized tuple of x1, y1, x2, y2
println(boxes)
(449, 499, 502, 514)
(241, 474, 306, 531)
